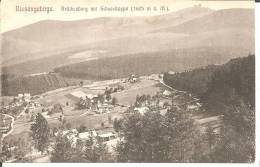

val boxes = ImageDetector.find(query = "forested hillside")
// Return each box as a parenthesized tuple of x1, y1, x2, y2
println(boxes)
(163, 65, 218, 96)
(54, 48, 237, 80)
(163, 54, 255, 110)
(163, 55, 255, 162)
(1, 73, 74, 96)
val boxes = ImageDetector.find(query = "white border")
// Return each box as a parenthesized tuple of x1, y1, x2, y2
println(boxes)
(254, 2, 259, 167)
(2, 2, 260, 167)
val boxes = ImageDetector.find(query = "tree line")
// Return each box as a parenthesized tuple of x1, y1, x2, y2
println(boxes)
(163, 54, 255, 162)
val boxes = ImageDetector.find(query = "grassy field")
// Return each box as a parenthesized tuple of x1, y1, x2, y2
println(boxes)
(4, 77, 161, 145)
(52, 108, 125, 129)
(38, 77, 160, 108)
(3, 75, 224, 158)
(0, 96, 14, 106)
(39, 86, 104, 107)
(112, 79, 161, 106)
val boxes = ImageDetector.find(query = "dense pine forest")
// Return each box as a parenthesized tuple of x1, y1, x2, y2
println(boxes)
(163, 54, 255, 162)
(163, 54, 255, 110)
(54, 48, 233, 80)
(0, 73, 73, 96)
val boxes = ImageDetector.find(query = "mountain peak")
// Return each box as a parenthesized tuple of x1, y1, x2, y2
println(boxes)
(174, 5, 214, 15)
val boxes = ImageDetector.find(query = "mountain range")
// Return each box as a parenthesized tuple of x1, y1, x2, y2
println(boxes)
(1, 6, 254, 76)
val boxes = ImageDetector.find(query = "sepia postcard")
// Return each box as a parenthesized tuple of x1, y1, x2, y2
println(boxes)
(0, 0, 256, 165)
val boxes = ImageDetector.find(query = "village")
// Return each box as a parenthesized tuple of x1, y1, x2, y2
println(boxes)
(0, 73, 215, 162)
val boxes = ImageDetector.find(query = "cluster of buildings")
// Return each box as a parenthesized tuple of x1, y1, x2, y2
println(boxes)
(0, 113, 13, 140)
(133, 87, 202, 116)
(186, 102, 201, 111)
(0, 116, 11, 134)
(70, 91, 113, 114)
(0, 93, 43, 125)
(123, 74, 139, 83)
(70, 86, 124, 114)
(0, 93, 33, 116)
(1, 94, 30, 112)
(133, 93, 172, 115)
(27, 101, 42, 110)
(55, 129, 118, 152)
(17, 93, 31, 102)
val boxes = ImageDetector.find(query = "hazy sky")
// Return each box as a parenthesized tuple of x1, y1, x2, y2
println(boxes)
(1, 0, 254, 32)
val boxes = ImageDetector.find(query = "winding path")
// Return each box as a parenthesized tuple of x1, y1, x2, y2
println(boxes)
(1, 114, 15, 141)
(159, 75, 223, 133)
(1, 106, 27, 141)
(159, 78, 186, 93)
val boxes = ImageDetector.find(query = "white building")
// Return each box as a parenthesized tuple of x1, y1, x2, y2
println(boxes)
(99, 132, 117, 142)
(79, 130, 98, 140)
(18, 94, 24, 98)
(134, 107, 149, 115)
(187, 105, 199, 111)
(70, 91, 97, 100)
(17, 93, 31, 102)
(70, 91, 88, 100)
(24, 93, 31, 98)
(163, 90, 172, 97)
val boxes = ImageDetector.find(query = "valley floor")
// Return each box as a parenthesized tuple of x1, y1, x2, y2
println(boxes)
(1, 74, 223, 162)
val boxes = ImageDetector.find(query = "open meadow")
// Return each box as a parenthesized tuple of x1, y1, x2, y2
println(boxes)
(3, 77, 160, 143)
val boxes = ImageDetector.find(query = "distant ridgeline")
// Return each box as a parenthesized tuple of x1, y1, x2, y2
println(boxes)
(0, 73, 72, 96)
(54, 48, 236, 80)
(163, 54, 255, 112)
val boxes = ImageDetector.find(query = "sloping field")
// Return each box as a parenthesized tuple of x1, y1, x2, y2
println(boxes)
(112, 79, 160, 106)
(1, 73, 72, 96)
(39, 86, 103, 107)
